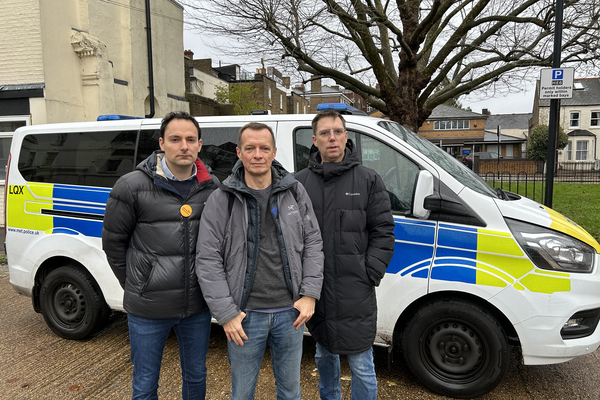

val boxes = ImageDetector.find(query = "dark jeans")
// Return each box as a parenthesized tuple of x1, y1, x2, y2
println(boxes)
(127, 309, 211, 400)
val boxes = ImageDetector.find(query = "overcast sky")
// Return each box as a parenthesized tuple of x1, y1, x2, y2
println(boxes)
(462, 88, 536, 115)
(184, 30, 537, 117)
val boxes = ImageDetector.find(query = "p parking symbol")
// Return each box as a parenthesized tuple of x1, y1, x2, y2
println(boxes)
(552, 70, 564, 80)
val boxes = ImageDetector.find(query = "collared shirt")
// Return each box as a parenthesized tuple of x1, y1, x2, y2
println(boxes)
(161, 155, 197, 181)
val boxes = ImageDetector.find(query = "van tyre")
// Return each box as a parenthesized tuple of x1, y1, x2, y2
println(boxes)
(40, 266, 110, 340)
(401, 299, 509, 398)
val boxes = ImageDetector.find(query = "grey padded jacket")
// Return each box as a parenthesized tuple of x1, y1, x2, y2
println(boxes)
(195, 159, 324, 325)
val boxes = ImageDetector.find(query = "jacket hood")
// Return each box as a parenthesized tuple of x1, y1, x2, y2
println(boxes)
(137, 150, 213, 183)
(223, 159, 297, 195)
(308, 139, 360, 180)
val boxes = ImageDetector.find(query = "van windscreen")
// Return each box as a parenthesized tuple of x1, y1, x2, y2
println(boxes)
(378, 121, 497, 198)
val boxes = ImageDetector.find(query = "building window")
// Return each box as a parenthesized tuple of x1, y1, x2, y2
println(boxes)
(591, 111, 600, 127)
(280, 93, 283, 110)
(268, 87, 272, 102)
(434, 120, 470, 130)
(569, 111, 580, 128)
(576, 140, 588, 161)
(304, 105, 307, 114)
(0, 115, 29, 132)
(566, 141, 572, 161)
(296, 102, 299, 114)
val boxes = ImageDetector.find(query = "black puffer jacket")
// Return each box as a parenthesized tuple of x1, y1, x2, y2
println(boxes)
(102, 151, 217, 319)
(295, 140, 395, 354)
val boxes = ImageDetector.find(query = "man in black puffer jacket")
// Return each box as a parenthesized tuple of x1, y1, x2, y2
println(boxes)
(102, 111, 217, 400)
(295, 110, 395, 400)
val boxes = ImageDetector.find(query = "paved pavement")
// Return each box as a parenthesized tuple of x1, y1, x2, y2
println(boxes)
(0, 226, 5, 257)
(2, 267, 600, 399)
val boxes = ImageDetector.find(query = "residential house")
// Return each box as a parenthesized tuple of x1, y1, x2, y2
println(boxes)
(417, 105, 527, 160)
(417, 105, 487, 159)
(184, 53, 232, 116)
(287, 84, 309, 115)
(532, 77, 599, 163)
(201, 61, 307, 115)
(484, 110, 532, 158)
(231, 67, 289, 114)
(297, 76, 353, 113)
(342, 89, 370, 114)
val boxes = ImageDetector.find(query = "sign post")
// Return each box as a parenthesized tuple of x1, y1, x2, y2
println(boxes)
(540, 0, 567, 209)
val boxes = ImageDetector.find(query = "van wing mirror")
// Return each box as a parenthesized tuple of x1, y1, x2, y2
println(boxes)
(412, 170, 434, 219)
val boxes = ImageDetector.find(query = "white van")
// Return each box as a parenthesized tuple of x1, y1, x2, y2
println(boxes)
(5, 109, 600, 398)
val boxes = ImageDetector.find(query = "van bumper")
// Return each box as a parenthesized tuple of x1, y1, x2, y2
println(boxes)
(517, 312, 600, 365)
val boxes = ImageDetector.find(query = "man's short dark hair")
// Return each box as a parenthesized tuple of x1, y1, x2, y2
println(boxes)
(160, 111, 201, 140)
(311, 110, 346, 134)
(237, 122, 276, 149)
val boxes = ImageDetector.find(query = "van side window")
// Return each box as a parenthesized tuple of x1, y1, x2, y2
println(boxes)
(17, 130, 143, 188)
(136, 129, 161, 165)
(198, 126, 240, 182)
(359, 134, 419, 214)
(294, 128, 419, 214)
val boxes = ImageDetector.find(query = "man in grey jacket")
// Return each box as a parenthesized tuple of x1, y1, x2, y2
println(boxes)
(196, 122, 324, 400)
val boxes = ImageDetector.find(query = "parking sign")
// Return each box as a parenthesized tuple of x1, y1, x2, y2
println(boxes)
(539, 68, 574, 99)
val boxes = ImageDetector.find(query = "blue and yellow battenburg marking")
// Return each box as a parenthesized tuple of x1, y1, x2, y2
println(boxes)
(386, 219, 571, 294)
(8, 183, 110, 238)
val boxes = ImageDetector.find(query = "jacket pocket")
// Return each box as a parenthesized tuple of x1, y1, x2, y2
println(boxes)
(138, 254, 158, 297)
(338, 210, 345, 248)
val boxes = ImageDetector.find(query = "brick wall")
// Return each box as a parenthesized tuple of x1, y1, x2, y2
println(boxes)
(0, 0, 44, 85)
(478, 159, 543, 175)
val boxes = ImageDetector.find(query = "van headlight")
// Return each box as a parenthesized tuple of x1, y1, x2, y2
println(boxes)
(506, 219, 595, 273)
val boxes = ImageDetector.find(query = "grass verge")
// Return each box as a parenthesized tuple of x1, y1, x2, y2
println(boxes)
(490, 181, 600, 242)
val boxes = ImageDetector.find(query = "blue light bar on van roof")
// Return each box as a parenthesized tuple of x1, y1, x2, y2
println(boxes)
(97, 115, 144, 121)
(315, 103, 367, 115)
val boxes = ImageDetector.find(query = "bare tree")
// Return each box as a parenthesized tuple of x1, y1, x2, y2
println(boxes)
(183, 0, 600, 131)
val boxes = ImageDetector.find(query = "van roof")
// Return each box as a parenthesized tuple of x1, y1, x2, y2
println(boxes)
(12, 113, 388, 135)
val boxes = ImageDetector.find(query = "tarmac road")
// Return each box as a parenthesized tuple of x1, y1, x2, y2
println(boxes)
(1, 265, 600, 399)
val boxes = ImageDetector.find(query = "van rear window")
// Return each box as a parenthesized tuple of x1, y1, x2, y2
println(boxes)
(17, 130, 159, 188)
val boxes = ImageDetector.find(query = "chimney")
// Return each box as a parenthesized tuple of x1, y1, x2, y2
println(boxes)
(294, 84, 305, 92)
(482, 108, 490, 115)
(184, 49, 194, 59)
(311, 75, 322, 92)
(282, 77, 291, 89)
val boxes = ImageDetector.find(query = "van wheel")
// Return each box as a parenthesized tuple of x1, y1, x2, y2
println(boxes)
(401, 299, 509, 399)
(40, 266, 110, 340)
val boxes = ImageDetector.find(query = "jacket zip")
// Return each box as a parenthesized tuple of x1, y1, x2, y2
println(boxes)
(183, 214, 190, 316)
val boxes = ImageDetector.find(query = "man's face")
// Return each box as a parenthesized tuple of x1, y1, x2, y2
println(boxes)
(236, 128, 277, 178)
(313, 116, 348, 163)
(159, 118, 202, 173)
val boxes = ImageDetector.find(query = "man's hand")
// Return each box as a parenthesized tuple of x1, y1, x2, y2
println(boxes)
(293, 296, 316, 330)
(223, 312, 247, 346)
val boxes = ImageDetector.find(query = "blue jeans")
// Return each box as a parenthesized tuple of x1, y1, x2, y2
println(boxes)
(227, 308, 304, 400)
(315, 342, 377, 400)
(127, 309, 211, 400)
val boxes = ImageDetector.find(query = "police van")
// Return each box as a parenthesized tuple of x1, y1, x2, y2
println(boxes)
(5, 107, 600, 398)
